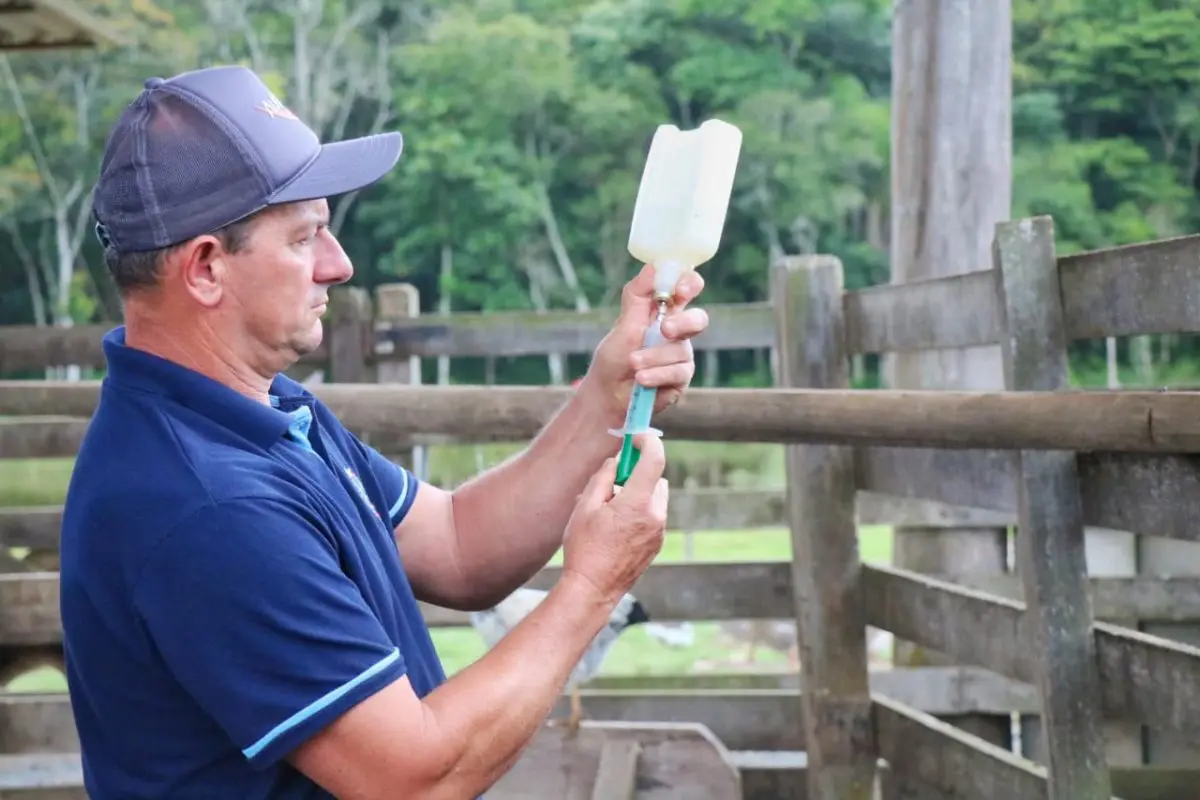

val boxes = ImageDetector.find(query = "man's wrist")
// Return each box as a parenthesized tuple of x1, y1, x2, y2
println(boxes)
(571, 374, 624, 432)
(554, 568, 620, 622)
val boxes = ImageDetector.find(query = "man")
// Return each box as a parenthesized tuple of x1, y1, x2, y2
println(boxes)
(59, 65, 709, 799)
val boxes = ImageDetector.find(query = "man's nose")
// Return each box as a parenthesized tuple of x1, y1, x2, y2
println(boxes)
(316, 231, 354, 285)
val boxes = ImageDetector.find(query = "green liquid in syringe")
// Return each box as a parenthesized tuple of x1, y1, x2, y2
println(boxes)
(615, 383, 657, 486)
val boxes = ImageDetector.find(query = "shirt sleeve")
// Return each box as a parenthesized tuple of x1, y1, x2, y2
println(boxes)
(356, 440, 420, 527)
(133, 495, 408, 769)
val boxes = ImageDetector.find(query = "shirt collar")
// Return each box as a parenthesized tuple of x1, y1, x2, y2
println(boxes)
(101, 325, 315, 450)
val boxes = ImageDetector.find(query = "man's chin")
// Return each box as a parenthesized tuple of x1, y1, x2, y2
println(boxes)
(290, 324, 324, 358)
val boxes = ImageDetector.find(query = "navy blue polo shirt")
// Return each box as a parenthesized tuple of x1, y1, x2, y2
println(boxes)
(59, 326, 447, 799)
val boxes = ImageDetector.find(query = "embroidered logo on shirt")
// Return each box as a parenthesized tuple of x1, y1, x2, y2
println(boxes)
(344, 467, 381, 520)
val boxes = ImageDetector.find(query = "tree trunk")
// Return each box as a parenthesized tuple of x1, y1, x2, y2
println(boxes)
(888, 0, 1013, 749)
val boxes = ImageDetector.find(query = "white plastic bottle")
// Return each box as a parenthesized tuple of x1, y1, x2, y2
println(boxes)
(627, 118, 743, 302)
(610, 118, 743, 488)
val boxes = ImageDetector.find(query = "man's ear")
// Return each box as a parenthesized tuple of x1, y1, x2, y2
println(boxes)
(178, 235, 228, 308)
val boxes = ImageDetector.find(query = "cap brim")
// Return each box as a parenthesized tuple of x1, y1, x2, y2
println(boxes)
(269, 131, 403, 205)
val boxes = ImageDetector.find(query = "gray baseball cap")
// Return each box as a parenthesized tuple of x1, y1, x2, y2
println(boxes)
(92, 64, 402, 253)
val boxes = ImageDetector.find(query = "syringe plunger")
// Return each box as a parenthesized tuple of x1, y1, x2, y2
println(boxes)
(612, 300, 668, 486)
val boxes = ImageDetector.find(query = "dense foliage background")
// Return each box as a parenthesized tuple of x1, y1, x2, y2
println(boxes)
(2, 0, 1197, 387)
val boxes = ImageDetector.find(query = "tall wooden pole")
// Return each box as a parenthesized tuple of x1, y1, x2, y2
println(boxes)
(887, 0, 1013, 747)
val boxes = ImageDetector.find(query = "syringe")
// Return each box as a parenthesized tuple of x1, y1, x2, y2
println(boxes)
(611, 297, 670, 486)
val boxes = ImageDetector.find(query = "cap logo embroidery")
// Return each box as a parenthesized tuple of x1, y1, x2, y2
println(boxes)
(256, 95, 299, 121)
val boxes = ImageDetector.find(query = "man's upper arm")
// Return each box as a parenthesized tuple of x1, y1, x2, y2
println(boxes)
(133, 495, 409, 769)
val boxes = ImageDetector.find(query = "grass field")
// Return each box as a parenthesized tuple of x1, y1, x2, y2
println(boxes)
(0, 451, 892, 692)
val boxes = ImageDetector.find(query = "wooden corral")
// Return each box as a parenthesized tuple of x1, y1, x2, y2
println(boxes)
(5, 214, 1200, 797)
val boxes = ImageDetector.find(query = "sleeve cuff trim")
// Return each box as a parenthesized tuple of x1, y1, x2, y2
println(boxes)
(241, 647, 401, 760)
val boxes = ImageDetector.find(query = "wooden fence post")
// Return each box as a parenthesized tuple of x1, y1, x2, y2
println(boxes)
(770, 255, 876, 799)
(992, 215, 1111, 798)
(374, 283, 422, 476)
(327, 286, 370, 383)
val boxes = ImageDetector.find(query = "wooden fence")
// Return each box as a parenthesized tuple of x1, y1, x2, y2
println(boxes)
(4, 214, 1200, 797)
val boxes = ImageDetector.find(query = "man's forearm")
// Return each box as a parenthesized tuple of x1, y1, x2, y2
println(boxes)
(421, 575, 612, 796)
(448, 381, 622, 606)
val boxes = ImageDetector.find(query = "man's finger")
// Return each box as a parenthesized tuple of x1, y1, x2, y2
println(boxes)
(669, 269, 705, 313)
(650, 477, 670, 525)
(630, 340, 693, 373)
(578, 456, 618, 509)
(633, 363, 695, 391)
(616, 264, 656, 326)
(618, 431, 667, 498)
(659, 307, 708, 342)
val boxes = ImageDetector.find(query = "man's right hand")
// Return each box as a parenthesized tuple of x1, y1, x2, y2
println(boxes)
(560, 432, 669, 606)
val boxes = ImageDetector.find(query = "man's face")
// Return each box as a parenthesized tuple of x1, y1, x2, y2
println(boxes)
(221, 199, 352, 361)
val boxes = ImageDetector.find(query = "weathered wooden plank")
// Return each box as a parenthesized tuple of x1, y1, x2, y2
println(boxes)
(858, 447, 1200, 546)
(0, 303, 773, 376)
(856, 491, 1015, 528)
(0, 325, 110, 373)
(9, 381, 1200, 452)
(0, 325, 327, 374)
(0, 575, 59, 646)
(0, 509, 60, 551)
(376, 302, 775, 359)
(589, 740, 641, 800)
(860, 565, 1034, 684)
(0, 694, 77, 753)
(0, 753, 83, 799)
(586, 667, 1042, 715)
(993, 214, 1110, 798)
(1060, 232, 1200, 340)
(854, 447, 1019, 515)
(497, 722, 742, 800)
(490, 562, 794, 626)
(1077, 454, 1200, 542)
(735, 751, 1200, 800)
(954, 574, 1200, 622)
(1095, 622, 1200, 743)
(872, 694, 1049, 799)
(772, 255, 874, 800)
(842, 271, 1002, 355)
(0, 419, 87, 460)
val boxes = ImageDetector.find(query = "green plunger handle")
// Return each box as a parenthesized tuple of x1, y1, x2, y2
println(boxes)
(614, 433, 640, 486)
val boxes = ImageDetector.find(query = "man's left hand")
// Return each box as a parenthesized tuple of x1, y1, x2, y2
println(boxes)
(579, 263, 710, 425)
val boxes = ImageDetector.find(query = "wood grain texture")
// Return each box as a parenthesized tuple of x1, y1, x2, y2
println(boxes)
(9, 382, 1200, 453)
(993, 215, 1110, 798)
(873, 694, 1048, 799)
(772, 256, 875, 799)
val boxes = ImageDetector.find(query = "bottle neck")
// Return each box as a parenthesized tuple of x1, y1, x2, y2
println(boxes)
(653, 259, 686, 302)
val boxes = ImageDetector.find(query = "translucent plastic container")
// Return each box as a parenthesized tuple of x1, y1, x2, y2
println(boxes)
(627, 118, 743, 301)
(611, 118, 742, 487)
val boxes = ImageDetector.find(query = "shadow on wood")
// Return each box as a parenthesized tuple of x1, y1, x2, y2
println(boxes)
(489, 721, 742, 799)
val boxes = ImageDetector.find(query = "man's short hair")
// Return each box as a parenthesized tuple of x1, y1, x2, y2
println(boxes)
(102, 212, 261, 295)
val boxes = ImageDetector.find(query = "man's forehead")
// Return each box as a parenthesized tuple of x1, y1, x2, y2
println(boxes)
(278, 199, 329, 223)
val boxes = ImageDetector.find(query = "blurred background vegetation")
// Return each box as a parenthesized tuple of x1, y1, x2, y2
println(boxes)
(4, 0, 1200, 391)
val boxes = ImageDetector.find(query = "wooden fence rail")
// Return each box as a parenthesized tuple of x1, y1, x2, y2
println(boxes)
(6, 232, 1200, 374)
(6, 215, 1200, 798)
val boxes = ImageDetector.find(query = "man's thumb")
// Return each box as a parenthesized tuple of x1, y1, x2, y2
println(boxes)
(615, 263, 655, 327)
(577, 456, 618, 509)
